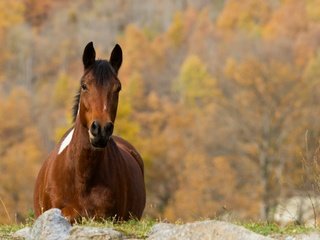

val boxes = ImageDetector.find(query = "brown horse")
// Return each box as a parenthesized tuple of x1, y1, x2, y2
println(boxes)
(33, 42, 146, 222)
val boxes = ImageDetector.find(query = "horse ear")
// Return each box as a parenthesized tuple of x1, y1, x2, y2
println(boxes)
(109, 44, 122, 74)
(83, 42, 96, 69)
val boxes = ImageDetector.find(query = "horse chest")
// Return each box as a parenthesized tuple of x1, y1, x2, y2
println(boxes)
(79, 185, 115, 217)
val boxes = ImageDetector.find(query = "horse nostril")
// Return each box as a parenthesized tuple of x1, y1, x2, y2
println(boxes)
(104, 122, 114, 137)
(90, 121, 101, 137)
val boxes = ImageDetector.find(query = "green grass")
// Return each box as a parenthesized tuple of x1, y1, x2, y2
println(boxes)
(0, 224, 27, 239)
(242, 222, 314, 236)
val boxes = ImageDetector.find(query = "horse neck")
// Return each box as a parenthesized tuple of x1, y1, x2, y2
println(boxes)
(68, 118, 105, 182)
(68, 117, 129, 211)
(68, 117, 125, 186)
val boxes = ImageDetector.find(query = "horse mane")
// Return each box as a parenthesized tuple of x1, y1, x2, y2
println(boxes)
(72, 89, 81, 123)
(72, 60, 117, 122)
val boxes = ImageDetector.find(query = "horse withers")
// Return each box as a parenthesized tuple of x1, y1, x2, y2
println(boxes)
(33, 42, 146, 222)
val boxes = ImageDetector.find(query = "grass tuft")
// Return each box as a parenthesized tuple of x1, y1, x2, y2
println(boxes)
(242, 222, 314, 236)
(0, 224, 28, 239)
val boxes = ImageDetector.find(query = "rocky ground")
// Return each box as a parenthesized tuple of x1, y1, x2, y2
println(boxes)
(10, 209, 320, 240)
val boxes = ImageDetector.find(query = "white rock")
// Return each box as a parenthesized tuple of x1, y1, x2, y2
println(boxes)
(12, 227, 31, 239)
(68, 226, 123, 240)
(283, 232, 320, 240)
(29, 208, 71, 240)
(148, 220, 274, 240)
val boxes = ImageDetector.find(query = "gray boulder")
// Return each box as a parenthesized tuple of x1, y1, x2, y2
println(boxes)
(20, 208, 71, 240)
(148, 223, 176, 235)
(148, 220, 274, 240)
(12, 227, 31, 239)
(68, 226, 123, 240)
(13, 208, 124, 240)
(278, 232, 320, 240)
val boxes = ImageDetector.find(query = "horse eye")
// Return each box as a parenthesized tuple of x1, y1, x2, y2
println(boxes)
(81, 83, 88, 91)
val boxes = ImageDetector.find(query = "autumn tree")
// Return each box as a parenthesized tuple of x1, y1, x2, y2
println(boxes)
(219, 43, 311, 220)
(216, 0, 271, 34)
(174, 54, 219, 106)
(0, 88, 44, 223)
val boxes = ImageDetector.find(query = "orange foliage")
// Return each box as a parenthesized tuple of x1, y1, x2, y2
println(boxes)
(263, 0, 308, 39)
(217, 0, 271, 33)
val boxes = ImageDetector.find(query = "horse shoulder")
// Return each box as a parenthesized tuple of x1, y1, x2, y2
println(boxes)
(38, 129, 75, 206)
(112, 135, 144, 174)
(34, 149, 58, 216)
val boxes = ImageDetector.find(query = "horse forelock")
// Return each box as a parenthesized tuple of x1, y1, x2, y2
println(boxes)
(72, 60, 117, 123)
(92, 60, 117, 86)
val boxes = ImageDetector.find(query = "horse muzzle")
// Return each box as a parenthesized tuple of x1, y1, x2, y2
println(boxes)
(89, 121, 114, 148)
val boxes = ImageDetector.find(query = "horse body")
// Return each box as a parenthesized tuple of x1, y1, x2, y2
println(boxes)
(34, 42, 145, 222)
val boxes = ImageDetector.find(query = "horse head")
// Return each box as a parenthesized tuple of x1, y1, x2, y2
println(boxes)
(76, 42, 122, 148)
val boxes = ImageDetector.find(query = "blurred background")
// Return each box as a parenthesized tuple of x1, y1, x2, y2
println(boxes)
(1, 0, 320, 224)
